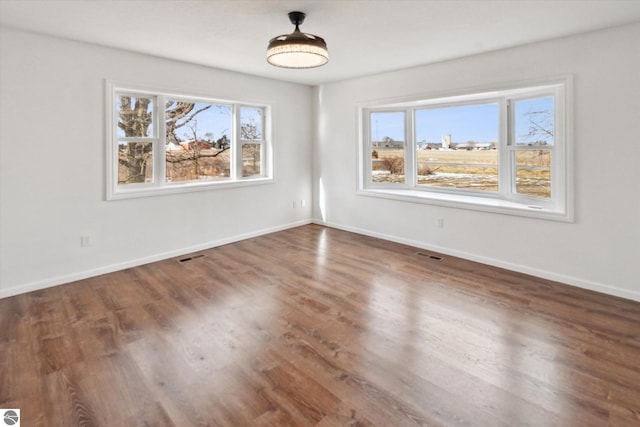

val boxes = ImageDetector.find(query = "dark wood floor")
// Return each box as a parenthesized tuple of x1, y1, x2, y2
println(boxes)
(1, 225, 639, 426)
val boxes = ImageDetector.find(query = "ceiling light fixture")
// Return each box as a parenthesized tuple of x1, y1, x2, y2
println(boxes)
(267, 11, 328, 69)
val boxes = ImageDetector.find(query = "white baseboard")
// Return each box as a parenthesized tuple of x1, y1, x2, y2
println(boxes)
(4, 218, 637, 303)
(314, 219, 640, 303)
(0, 219, 312, 299)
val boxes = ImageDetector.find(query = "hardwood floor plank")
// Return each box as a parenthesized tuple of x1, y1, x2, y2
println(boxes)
(1, 224, 639, 426)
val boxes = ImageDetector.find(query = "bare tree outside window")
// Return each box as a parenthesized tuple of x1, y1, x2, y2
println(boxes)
(109, 85, 271, 199)
(514, 96, 554, 199)
(164, 101, 231, 182)
(117, 96, 153, 184)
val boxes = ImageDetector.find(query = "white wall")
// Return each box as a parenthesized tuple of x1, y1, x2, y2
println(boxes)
(0, 27, 313, 297)
(313, 23, 640, 301)
(2, 24, 639, 302)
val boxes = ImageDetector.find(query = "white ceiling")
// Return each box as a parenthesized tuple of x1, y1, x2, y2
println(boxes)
(2, 0, 640, 86)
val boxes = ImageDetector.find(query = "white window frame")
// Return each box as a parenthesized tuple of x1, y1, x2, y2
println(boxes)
(106, 81, 273, 200)
(237, 105, 267, 178)
(357, 77, 573, 222)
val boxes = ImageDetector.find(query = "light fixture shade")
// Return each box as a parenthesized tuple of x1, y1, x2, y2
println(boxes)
(267, 11, 328, 69)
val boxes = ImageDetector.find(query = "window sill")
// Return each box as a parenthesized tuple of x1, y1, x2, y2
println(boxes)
(357, 188, 573, 222)
(107, 177, 273, 201)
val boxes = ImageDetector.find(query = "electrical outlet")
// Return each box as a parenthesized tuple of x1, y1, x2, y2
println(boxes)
(436, 218, 444, 229)
(292, 200, 297, 209)
(300, 199, 306, 208)
(81, 235, 91, 247)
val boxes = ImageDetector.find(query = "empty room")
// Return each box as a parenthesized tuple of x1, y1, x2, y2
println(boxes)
(1, 1, 639, 426)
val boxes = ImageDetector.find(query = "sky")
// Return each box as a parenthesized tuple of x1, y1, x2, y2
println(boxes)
(174, 103, 232, 141)
(118, 95, 553, 145)
(171, 103, 263, 142)
(116, 97, 262, 141)
(370, 97, 554, 144)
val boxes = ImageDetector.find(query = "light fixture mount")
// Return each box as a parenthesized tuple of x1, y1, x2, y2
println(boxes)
(288, 11, 306, 28)
(267, 11, 329, 69)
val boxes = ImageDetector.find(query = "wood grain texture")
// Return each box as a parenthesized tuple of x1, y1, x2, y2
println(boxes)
(1, 224, 639, 426)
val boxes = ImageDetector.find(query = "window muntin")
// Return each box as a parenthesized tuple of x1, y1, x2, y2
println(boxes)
(108, 83, 271, 199)
(360, 81, 569, 218)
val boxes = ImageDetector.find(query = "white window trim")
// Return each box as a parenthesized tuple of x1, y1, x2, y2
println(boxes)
(105, 80, 273, 200)
(357, 76, 574, 222)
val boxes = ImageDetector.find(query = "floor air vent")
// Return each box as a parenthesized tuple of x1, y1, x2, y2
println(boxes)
(178, 254, 206, 263)
(416, 252, 443, 261)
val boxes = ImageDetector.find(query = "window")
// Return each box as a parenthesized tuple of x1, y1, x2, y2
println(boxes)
(239, 106, 264, 177)
(360, 79, 572, 221)
(107, 82, 272, 199)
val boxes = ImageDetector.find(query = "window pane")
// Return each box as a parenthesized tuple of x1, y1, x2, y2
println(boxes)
(514, 96, 554, 146)
(118, 142, 153, 184)
(240, 107, 263, 140)
(165, 100, 232, 182)
(515, 150, 551, 199)
(415, 103, 498, 192)
(242, 143, 261, 177)
(116, 95, 153, 138)
(371, 149, 405, 183)
(370, 112, 405, 184)
(417, 150, 498, 191)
